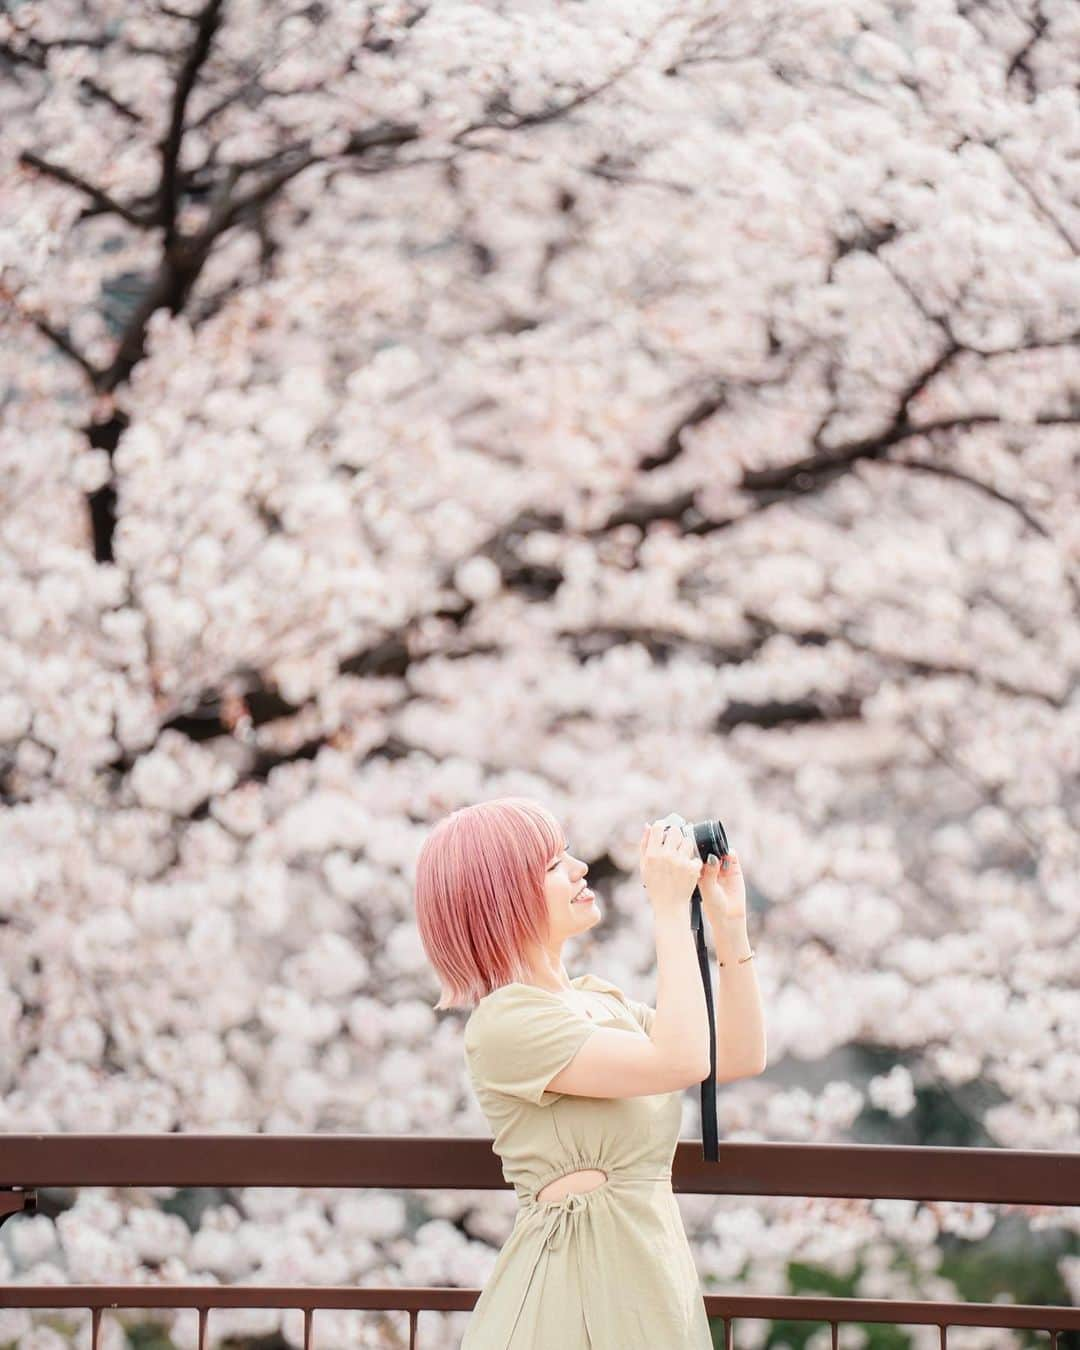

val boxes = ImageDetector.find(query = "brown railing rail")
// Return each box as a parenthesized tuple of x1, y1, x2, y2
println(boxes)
(2, 1135, 1077, 1349)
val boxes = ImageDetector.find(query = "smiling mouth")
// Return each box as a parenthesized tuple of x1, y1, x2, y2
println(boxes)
(572, 886, 594, 903)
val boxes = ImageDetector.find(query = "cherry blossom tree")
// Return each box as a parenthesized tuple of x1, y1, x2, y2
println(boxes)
(1, 0, 1078, 1346)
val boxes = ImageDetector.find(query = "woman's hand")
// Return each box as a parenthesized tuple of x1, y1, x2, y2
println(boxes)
(698, 849, 747, 921)
(639, 821, 704, 914)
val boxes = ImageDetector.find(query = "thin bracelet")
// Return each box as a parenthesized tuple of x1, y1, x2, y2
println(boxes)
(718, 948, 755, 967)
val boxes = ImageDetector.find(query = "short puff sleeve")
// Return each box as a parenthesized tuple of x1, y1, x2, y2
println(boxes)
(575, 973, 656, 1038)
(465, 986, 599, 1106)
(621, 993, 656, 1037)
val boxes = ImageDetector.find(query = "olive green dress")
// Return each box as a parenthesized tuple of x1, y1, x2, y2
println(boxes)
(461, 973, 713, 1348)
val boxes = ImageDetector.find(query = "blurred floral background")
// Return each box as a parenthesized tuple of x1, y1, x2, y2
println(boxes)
(1, 0, 1078, 1346)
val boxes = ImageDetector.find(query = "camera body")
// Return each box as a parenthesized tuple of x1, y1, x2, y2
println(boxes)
(653, 812, 730, 865)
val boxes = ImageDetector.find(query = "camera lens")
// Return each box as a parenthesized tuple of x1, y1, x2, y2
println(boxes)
(691, 818, 729, 862)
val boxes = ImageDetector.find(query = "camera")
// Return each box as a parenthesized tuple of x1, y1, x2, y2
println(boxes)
(653, 812, 730, 869)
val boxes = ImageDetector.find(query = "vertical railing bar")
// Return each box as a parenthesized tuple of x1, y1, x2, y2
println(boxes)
(724, 1314, 733, 1349)
(940, 1323, 948, 1350)
(91, 1306, 101, 1349)
(198, 1306, 209, 1350)
(409, 1308, 418, 1349)
(304, 1305, 314, 1350)
(831, 1321, 838, 1350)
(1049, 1331, 1057, 1350)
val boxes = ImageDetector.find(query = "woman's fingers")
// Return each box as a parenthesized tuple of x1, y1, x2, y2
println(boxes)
(641, 820, 699, 859)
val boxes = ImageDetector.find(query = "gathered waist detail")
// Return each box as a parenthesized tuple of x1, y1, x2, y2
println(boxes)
(519, 1167, 673, 1231)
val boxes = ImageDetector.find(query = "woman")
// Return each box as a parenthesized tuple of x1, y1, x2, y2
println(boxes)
(415, 796, 750, 1348)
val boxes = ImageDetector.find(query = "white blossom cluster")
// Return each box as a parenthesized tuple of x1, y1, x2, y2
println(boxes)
(1, 0, 1078, 1344)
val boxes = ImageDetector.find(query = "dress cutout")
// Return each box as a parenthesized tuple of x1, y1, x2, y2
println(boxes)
(461, 973, 713, 1348)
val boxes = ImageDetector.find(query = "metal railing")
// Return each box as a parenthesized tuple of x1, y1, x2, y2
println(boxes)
(2, 1135, 1077, 1348)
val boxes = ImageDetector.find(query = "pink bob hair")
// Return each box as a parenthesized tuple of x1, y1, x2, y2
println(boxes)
(415, 796, 564, 1011)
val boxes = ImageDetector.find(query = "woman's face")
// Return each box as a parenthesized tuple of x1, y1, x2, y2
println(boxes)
(543, 834, 600, 934)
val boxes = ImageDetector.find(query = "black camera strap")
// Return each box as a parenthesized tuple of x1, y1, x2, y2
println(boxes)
(690, 886, 719, 1163)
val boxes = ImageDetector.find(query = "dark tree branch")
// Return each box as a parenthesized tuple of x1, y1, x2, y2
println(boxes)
(159, 3, 205, 21)
(582, 161, 695, 195)
(640, 391, 730, 472)
(160, 0, 226, 247)
(27, 314, 102, 383)
(220, 121, 421, 228)
(0, 37, 143, 122)
(739, 411, 1077, 500)
(17, 150, 151, 227)
(450, 13, 668, 146)
(739, 414, 998, 498)
(1003, 1, 1049, 99)
(77, 76, 144, 124)
(881, 456, 1052, 537)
